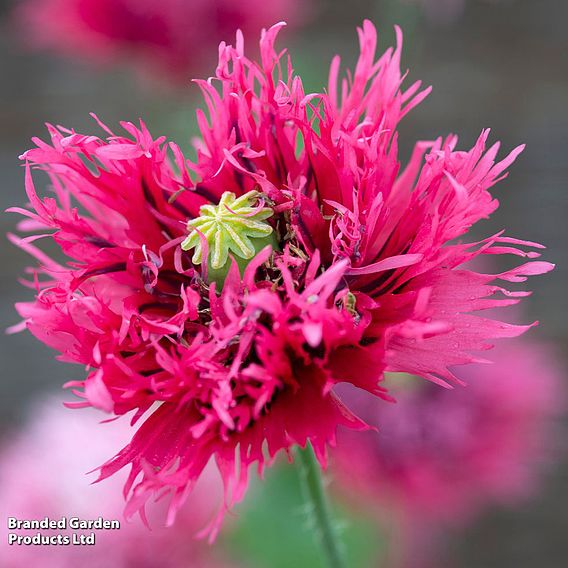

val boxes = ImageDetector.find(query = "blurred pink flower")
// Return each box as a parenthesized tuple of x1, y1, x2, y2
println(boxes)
(9, 22, 552, 537)
(14, 0, 306, 83)
(0, 398, 232, 568)
(333, 341, 566, 565)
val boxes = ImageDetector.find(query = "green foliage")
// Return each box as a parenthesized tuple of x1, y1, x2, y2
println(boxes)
(221, 459, 383, 568)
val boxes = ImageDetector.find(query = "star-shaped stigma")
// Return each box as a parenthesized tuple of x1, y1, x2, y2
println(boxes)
(181, 190, 275, 273)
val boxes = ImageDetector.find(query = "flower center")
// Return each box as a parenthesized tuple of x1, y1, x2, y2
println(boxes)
(181, 190, 277, 285)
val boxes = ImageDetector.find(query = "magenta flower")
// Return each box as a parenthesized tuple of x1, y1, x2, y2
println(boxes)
(334, 342, 565, 522)
(332, 340, 565, 566)
(0, 399, 234, 568)
(15, 0, 306, 82)
(9, 22, 553, 536)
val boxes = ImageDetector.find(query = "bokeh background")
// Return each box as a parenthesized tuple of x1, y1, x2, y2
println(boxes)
(1, 0, 567, 566)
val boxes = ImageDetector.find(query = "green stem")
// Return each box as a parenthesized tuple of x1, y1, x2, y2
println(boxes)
(296, 442, 347, 568)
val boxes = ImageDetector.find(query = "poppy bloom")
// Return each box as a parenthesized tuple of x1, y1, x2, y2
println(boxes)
(14, 0, 306, 82)
(9, 21, 553, 536)
(332, 340, 565, 567)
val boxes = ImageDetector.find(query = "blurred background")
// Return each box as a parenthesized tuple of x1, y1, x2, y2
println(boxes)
(1, 0, 567, 566)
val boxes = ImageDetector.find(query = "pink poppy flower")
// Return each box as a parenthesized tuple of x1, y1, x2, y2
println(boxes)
(14, 0, 306, 83)
(8, 21, 552, 536)
(0, 398, 233, 567)
(332, 341, 565, 567)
